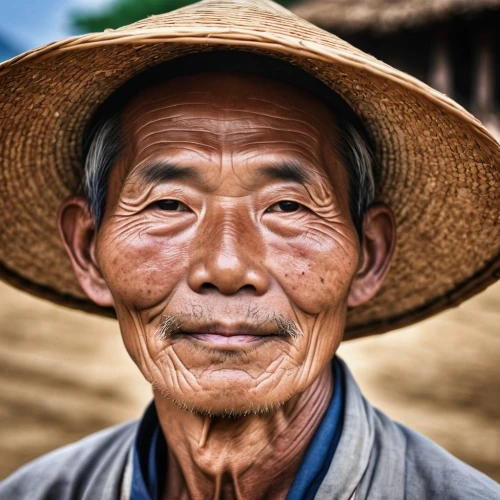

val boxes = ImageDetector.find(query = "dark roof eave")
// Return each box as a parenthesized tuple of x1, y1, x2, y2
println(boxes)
(291, 0, 500, 34)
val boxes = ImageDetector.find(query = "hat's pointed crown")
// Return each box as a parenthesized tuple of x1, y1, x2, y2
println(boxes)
(109, 0, 375, 69)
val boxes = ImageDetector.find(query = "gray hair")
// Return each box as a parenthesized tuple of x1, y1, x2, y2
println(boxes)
(339, 122, 377, 236)
(83, 113, 122, 225)
(83, 107, 377, 238)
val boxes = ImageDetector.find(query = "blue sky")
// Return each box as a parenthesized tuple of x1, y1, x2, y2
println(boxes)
(0, 0, 114, 52)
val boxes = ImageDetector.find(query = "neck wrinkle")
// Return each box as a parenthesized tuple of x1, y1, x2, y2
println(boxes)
(155, 364, 334, 500)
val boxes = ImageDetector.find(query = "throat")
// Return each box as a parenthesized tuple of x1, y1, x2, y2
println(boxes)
(155, 366, 335, 500)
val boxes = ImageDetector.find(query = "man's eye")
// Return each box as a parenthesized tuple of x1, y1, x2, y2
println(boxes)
(155, 200, 188, 211)
(267, 201, 302, 213)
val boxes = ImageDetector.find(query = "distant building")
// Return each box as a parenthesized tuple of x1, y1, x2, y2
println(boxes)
(292, 0, 500, 138)
(0, 33, 20, 62)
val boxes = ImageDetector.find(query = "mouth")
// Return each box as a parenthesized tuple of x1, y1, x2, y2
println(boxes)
(158, 316, 297, 350)
(179, 323, 283, 350)
(188, 332, 278, 347)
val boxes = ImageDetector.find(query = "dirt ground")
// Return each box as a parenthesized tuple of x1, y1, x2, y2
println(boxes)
(0, 280, 499, 481)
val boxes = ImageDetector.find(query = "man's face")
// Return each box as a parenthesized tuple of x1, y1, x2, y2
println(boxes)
(84, 73, 361, 414)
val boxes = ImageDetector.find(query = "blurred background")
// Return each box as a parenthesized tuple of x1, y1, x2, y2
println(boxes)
(0, 0, 499, 482)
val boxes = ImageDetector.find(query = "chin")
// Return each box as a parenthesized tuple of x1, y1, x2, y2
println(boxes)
(174, 396, 288, 418)
(154, 371, 297, 417)
(147, 334, 309, 416)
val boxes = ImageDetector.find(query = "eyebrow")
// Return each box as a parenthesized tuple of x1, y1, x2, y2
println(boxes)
(138, 160, 312, 186)
(258, 161, 312, 185)
(140, 162, 201, 184)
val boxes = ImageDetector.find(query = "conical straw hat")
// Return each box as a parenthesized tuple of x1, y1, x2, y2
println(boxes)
(0, 0, 498, 339)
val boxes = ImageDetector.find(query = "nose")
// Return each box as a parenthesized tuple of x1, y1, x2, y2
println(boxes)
(187, 215, 269, 296)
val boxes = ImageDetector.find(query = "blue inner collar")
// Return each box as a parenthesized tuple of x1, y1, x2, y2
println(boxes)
(130, 358, 344, 500)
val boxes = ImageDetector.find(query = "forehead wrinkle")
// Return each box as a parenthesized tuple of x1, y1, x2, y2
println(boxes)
(131, 142, 220, 167)
(221, 121, 322, 134)
(137, 141, 218, 156)
(125, 118, 222, 155)
(128, 111, 225, 137)
(126, 93, 213, 117)
(124, 72, 338, 126)
(224, 130, 321, 147)
(243, 144, 324, 162)
(244, 97, 331, 127)
(125, 104, 329, 158)
(124, 103, 239, 141)
(136, 113, 321, 133)
(212, 107, 324, 132)
(129, 100, 327, 135)
(135, 121, 323, 149)
(127, 97, 303, 128)
(134, 128, 223, 144)
(132, 124, 324, 164)
(125, 101, 201, 120)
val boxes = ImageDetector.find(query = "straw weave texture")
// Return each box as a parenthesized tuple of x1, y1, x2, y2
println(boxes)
(0, 0, 498, 339)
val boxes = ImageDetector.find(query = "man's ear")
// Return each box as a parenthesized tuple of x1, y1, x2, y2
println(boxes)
(347, 203, 396, 307)
(58, 196, 114, 307)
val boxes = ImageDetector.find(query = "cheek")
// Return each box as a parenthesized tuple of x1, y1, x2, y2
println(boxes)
(96, 219, 189, 310)
(268, 227, 359, 315)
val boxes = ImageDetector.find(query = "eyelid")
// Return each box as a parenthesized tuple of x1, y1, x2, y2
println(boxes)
(261, 184, 310, 204)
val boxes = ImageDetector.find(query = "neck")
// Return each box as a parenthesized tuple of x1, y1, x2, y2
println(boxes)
(154, 365, 334, 500)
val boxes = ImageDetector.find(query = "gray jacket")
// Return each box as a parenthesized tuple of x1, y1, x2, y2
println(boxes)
(1, 359, 499, 499)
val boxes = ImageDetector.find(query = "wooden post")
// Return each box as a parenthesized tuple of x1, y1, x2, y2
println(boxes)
(473, 29, 500, 140)
(429, 25, 453, 97)
(473, 30, 494, 114)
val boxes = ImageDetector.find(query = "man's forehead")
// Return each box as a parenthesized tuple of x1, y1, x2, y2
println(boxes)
(121, 72, 337, 129)
(119, 72, 339, 167)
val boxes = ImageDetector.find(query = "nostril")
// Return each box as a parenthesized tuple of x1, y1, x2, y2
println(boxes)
(199, 282, 257, 294)
(200, 283, 218, 293)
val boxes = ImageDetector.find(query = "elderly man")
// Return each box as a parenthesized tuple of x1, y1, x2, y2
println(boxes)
(0, 0, 499, 499)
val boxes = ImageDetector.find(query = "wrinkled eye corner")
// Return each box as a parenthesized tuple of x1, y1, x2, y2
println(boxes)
(266, 201, 303, 213)
(154, 199, 189, 211)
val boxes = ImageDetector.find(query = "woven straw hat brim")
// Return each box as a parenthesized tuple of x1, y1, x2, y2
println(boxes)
(0, 0, 498, 340)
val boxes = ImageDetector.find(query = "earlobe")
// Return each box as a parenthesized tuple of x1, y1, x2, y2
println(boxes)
(347, 203, 396, 307)
(57, 196, 115, 307)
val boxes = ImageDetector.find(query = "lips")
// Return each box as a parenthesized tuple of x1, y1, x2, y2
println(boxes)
(156, 313, 300, 349)
(171, 320, 282, 348)
(178, 319, 279, 335)
(189, 333, 272, 345)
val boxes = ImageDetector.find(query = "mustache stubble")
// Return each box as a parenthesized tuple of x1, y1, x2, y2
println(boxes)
(156, 312, 302, 341)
